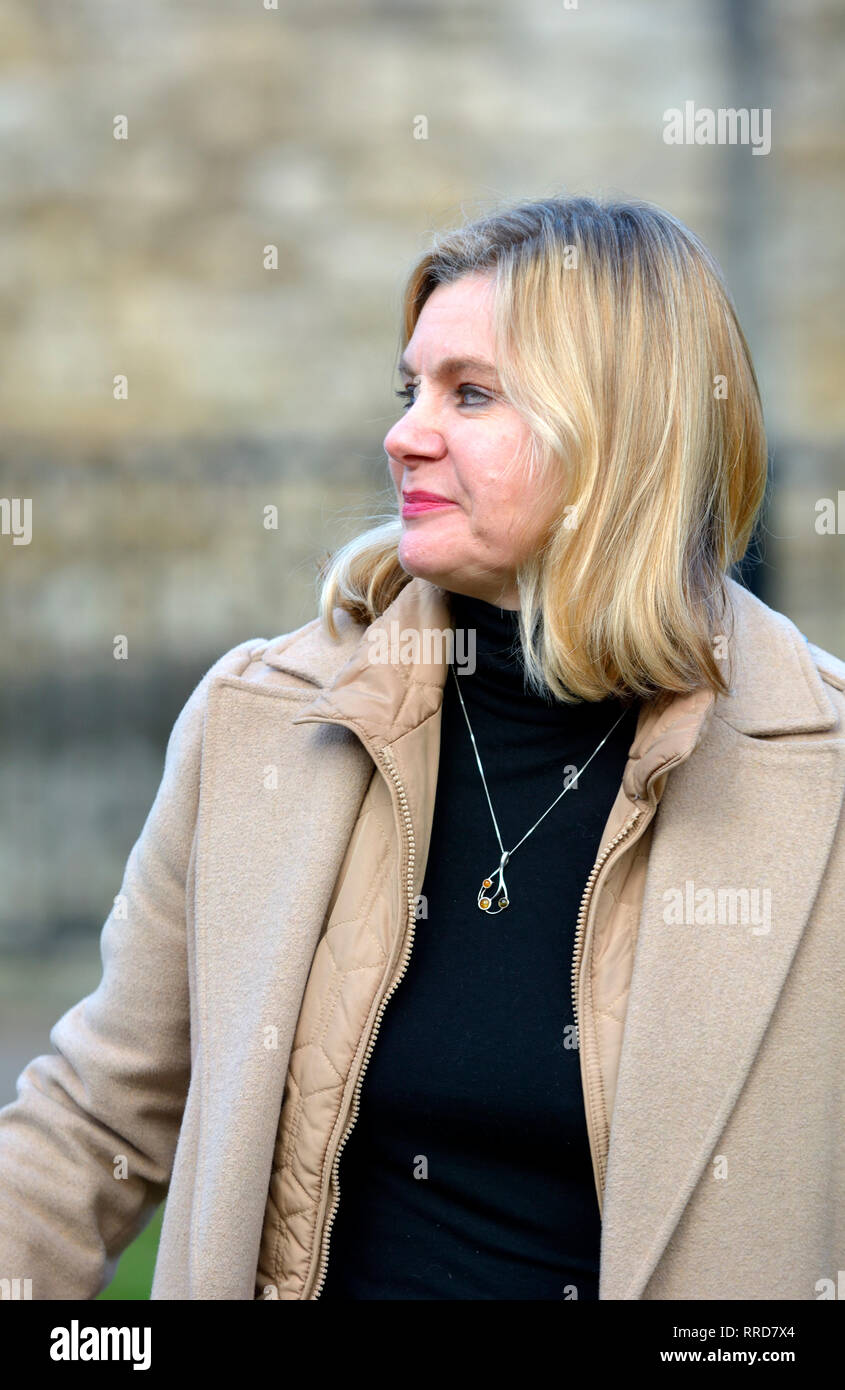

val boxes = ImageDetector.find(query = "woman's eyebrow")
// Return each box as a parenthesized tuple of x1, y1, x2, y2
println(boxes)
(396, 354, 500, 382)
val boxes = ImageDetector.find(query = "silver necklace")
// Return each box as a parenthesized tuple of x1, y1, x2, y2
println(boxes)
(450, 663, 629, 914)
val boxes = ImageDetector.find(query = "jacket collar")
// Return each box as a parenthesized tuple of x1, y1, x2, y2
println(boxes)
(266, 575, 839, 803)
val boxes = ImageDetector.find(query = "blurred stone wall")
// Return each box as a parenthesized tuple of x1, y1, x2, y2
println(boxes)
(0, 0, 843, 952)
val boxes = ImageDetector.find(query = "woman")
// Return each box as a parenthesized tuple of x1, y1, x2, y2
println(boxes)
(0, 195, 843, 1302)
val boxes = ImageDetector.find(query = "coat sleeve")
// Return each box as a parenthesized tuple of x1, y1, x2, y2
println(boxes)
(0, 638, 267, 1300)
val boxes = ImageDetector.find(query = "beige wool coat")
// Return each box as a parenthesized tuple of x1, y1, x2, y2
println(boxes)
(0, 574, 844, 1301)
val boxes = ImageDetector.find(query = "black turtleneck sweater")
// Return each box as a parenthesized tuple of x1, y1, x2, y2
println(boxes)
(318, 590, 641, 1301)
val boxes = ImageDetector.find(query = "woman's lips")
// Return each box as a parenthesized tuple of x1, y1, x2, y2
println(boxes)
(402, 493, 456, 517)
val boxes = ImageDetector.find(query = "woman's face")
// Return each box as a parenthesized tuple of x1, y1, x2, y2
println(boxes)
(383, 271, 553, 609)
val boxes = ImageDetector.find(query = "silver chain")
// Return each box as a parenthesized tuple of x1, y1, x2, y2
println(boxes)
(449, 662, 629, 914)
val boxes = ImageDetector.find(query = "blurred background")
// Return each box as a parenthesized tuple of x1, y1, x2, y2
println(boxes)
(0, 0, 842, 1297)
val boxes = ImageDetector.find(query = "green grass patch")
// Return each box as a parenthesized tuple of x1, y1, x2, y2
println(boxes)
(96, 1203, 164, 1300)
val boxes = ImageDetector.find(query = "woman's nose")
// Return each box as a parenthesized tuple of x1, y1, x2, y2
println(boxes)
(384, 399, 445, 461)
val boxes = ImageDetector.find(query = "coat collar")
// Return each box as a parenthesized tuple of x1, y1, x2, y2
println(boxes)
(265, 574, 839, 802)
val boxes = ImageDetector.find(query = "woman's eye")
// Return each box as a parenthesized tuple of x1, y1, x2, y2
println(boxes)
(393, 384, 491, 411)
(458, 386, 490, 406)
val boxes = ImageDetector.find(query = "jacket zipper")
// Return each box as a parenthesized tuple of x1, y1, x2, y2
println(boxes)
(571, 806, 644, 1214)
(307, 742, 416, 1299)
(572, 753, 689, 1213)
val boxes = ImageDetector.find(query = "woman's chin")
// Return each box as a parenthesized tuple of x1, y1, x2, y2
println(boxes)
(397, 536, 453, 585)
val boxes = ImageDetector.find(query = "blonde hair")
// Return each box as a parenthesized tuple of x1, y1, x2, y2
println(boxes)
(317, 194, 769, 704)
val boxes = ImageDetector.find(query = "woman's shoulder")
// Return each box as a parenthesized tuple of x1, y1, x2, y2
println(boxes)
(156, 611, 366, 781)
(212, 606, 368, 694)
(805, 641, 845, 705)
(724, 575, 845, 713)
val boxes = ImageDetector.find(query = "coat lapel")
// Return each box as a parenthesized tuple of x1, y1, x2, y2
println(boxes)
(188, 672, 374, 1298)
(599, 582, 844, 1298)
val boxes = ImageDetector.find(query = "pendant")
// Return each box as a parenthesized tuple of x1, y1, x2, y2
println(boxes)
(478, 850, 510, 913)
